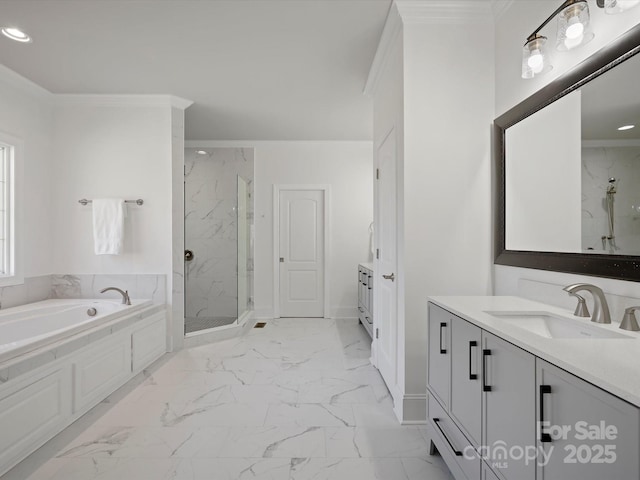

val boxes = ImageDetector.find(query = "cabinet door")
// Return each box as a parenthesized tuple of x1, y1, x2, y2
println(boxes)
(451, 316, 482, 447)
(482, 331, 536, 480)
(428, 303, 451, 408)
(358, 267, 364, 304)
(536, 359, 640, 480)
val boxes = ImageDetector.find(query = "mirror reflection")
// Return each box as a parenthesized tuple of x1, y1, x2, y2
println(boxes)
(505, 52, 640, 255)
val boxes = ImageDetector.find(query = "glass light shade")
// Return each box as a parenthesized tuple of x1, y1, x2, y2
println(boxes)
(556, 1, 594, 51)
(522, 35, 552, 79)
(1, 27, 31, 43)
(605, 0, 640, 14)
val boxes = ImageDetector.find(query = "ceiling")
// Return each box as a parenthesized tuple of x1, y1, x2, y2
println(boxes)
(0, 0, 391, 141)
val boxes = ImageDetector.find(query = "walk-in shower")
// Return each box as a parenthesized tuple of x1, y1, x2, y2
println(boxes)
(184, 148, 254, 335)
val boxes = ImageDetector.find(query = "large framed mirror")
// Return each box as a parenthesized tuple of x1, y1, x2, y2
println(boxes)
(494, 22, 640, 281)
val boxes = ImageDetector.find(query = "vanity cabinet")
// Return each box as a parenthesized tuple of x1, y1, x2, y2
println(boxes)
(427, 301, 640, 480)
(536, 359, 640, 480)
(357, 264, 374, 338)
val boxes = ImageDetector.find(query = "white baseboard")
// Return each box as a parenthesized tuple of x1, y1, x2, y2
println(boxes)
(393, 390, 427, 425)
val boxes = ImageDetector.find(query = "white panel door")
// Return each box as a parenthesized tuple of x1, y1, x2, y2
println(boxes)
(279, 190, 324, 317)
(376, 129, 397, 389)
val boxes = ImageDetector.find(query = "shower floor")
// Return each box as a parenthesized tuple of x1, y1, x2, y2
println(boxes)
(185, 316, 237, 334)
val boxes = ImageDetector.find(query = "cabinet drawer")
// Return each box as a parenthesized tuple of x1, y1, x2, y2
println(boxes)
(428, 393, 480, 480)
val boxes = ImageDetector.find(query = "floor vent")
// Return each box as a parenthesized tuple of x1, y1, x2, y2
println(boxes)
(254, 322, 267, 328)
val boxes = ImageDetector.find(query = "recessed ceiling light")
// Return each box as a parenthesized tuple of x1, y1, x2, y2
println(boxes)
(1, 27, 31, 43)
(196, 150, 207, 155)
(618, 124, 636, 131)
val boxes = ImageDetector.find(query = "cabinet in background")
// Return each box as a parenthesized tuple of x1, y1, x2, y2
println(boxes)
(357, 264, 374, 338)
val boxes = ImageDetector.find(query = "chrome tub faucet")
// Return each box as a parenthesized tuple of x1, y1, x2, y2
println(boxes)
(100, 287, 131, 305)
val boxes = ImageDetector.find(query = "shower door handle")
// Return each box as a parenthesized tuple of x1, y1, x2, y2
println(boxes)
(185, 250, 194, 262)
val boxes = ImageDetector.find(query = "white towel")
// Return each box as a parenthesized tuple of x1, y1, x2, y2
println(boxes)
(92, 199, 125, 255)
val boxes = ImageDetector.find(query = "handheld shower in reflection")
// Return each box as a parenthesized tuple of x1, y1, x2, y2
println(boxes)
(602, 177, 618, 251)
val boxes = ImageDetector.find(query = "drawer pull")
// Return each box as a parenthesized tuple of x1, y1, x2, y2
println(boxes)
(469, 341, 478, 380)
(433, 418, 463, 456)
(439, 322, 447, 354)
(482, 349, 492, 392)
(365, 316, 372, 325)
(358, 307, 364, 313)
(539, 385, 552, 443)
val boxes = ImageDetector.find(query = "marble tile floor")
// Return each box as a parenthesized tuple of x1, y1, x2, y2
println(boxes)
(2, 318, 453, 480)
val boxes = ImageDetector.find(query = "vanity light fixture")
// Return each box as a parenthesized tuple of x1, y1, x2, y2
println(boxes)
(1, 27, 31, 43)
(603, 0, 640, 14)
(618, 124, 635, 130)
(196, 150, 207, 155)
(522, 0, 638, 79)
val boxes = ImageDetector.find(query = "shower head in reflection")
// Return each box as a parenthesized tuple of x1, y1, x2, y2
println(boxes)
(607, 177, 617, 194)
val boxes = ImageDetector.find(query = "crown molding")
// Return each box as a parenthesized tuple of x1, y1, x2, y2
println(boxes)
(364, 1, 495, 96)
(395, 0, 494, 25)
(491, 0, 515, 21)
(54, 94, 193, 109)
(0, 64, 54, 103)
(363, 3, 403, 97)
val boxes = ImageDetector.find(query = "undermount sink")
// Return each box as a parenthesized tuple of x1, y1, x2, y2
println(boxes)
(484, 311, 633, 340)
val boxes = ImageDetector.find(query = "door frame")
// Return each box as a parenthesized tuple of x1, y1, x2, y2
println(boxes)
(273, 184, 331, 319)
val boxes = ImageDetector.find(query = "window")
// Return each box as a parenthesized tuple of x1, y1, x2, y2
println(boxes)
(0, 133, 20, 284)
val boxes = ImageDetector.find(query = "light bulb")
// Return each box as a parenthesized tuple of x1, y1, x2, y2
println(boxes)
(565, 16, 584, 39)
(564, 34, 584, 50)
(528, 50, 543, 70)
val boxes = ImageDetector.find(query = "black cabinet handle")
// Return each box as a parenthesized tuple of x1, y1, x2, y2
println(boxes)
(358, 307, 364, 313)
(439, 322, 447, 354)
(469, 341, 478, 380)
(539, 385, 552, 443)
(482, 349, 492, 392)
(365, 316, 372, 325)
(433, 418, 463, 456)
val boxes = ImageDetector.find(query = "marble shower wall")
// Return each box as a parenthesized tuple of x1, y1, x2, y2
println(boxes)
(582, 146, 640, 254)
(184, 148, 254, 320)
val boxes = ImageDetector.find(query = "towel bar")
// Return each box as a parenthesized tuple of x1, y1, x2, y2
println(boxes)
(78, 199, 144, 206)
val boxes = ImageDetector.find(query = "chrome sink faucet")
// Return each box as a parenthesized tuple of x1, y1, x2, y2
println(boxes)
(563, 283, 611, 324)
(100, 287, 131, 305)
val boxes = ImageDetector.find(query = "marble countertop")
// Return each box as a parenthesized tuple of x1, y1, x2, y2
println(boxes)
(428, 295, 640, 408)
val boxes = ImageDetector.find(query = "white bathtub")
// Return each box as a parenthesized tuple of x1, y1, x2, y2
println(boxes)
(0, 298, 151, 364)
(0, 298, 165, 476)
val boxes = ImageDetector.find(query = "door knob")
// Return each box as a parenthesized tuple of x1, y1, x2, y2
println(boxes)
(185, 249, 194, 262)
(382, 273, 395, 281)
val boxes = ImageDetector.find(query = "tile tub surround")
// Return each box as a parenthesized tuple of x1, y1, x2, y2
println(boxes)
(184, 147, 254, 320)
(51, 274, 166, 304)
(3, 318, 453, 480)
(428, 295, 640, 408)
(0, 276, 52, 310)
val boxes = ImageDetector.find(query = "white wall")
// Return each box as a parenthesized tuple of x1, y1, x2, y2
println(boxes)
(51, 103, 172, 275)
(248, 142, 373, 319)
(402, 17, 494, 409)
(0, 67, 53, 277)
(494, 2, 640, 300)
